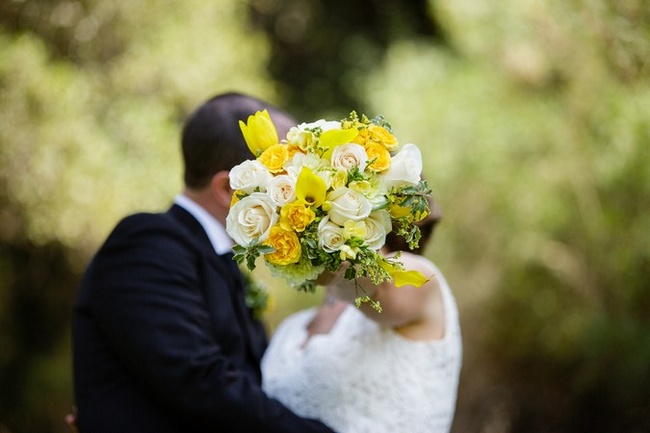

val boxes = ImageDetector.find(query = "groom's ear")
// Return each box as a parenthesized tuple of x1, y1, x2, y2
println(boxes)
(210, 170, 233, 210)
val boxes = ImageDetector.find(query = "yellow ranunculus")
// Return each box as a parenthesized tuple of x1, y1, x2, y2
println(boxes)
(364, 141, 391, 172)
(368, 124, 398, 151)
(296, 167, 327, 207)
(351, 128, 371, 146)
(287, 143, 305, 158)
(352, 125, 399, 152)
(280, 201, 316, 232)
(258, 144, 289, 173)
(264, 225, 302, 266)
(239, 110, 279, 157)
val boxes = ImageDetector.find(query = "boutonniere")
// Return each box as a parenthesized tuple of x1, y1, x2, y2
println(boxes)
(241, 269, 269, 319)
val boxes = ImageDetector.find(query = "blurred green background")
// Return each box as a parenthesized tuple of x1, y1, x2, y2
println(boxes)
(1, 0, 649, 432)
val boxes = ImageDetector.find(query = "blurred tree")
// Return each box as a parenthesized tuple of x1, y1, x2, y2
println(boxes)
(3, 0, 650, 431)
(0, 0, 276, 431)
(248, 0, 446, 119)
(361, 0, 650, 431)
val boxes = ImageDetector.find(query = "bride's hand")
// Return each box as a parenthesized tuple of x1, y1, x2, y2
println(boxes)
(318, 262, 373, 304)
(315, 262, 350, 287)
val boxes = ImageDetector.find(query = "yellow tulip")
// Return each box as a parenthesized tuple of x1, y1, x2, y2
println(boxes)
(239, 110, 279, 157)
(295, 167, 327, 208)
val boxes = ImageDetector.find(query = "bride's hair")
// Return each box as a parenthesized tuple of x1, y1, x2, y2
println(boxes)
(181, 92, 296, 189)
(384, 193, 442, 255)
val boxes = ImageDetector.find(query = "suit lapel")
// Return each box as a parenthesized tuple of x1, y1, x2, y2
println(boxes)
(166, 205, 266, 372)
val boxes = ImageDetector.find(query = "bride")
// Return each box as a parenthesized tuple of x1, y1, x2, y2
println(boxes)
(262, 199, 462, 433)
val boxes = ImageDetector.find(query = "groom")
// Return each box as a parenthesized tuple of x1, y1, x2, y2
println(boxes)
(72, 92, 336, 433)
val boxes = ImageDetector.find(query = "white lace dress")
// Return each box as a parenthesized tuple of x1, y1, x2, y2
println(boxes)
(262, 265, 462, 433)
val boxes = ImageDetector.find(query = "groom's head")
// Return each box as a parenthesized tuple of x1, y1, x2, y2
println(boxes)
(179, 92, 296, 223)
(181, 92, 296, 190)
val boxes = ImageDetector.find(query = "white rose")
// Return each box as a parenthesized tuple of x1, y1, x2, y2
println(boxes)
(330, 143, 368, 172)
(317, 216, 346, 253)
(362, 210, 392, 250)
(380, 143, 422, 187)
(327, 187, 372, 226)
(267, 174, 296, 206)
(226, 192, 278, 246)
(229, 160, 273, 193)
(300, 119, 341, 132)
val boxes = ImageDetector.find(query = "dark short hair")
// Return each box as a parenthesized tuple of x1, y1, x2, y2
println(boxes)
(384, 194, 442, 254)
(181, 92, 296, 189)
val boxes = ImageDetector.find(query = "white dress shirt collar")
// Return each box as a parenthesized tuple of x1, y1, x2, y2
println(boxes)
(174, 194, 233, 255)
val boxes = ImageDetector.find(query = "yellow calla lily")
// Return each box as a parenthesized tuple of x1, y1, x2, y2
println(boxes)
(295, 166, 327, 207)
(320, 128, 360, 159)
(391, 270, 430, 288)
(239, 110, 279, 157)
(379, 258, 430, 288)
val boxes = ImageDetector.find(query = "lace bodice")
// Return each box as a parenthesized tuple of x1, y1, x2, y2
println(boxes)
(262, 265, 462, 433)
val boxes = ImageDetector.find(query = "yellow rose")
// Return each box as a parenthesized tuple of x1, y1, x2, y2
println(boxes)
(258, 144, 289, 174)
(264, 225, 302, 265)
(280, 201, 315, 232)
(351, 128, 371, 147)
(352, 125, 398, 151)
(364, 141, 391, 172)
(368, 124, 398, 151)
(287, 143, 305, 158)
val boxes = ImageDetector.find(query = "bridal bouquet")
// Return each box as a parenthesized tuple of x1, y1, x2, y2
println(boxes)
(226, 110, 431, 310)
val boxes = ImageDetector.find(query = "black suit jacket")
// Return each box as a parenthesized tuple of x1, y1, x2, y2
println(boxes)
(73, 204, 334, 433)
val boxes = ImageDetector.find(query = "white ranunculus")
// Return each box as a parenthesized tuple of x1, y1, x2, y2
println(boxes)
(267, 174, 296, 206)
(363, 210, 392, 250)
(284, 151, 325, 174)
(327, 187, 372, 226)
(380, 143, 423, 187)
(229, 160, 273, 193)
(285, 127, 314, 151)
(226, 193, 278, 246)
(317, 216, 346, 253)
(330, 143, 368, 172)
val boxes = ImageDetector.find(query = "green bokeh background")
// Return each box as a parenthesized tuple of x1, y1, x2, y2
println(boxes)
(1, 0, 649, 432)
